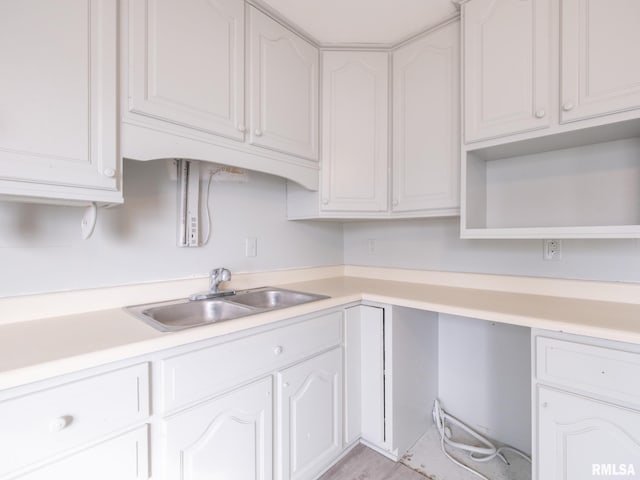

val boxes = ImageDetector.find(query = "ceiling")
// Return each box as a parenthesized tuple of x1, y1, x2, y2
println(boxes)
(259, 0, 459, 45)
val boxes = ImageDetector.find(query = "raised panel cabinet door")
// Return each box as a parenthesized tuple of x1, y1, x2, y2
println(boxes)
(127, 0, 245, 140)
(463, 0, 551, 143)
(392, 21, 460, 213)
(561, 0, 640, 123)
(0, 0, 118, 194)
(278, 348, 343, 480)
(321, 51, 388, 212)
(14, 427, 148, 480)
(163, 377, 273, 480)
(537, 387, 640, 480)
(248, 7, 319, 160)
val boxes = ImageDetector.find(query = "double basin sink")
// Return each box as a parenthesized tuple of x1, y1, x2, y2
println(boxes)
(126, 287, 329, 332)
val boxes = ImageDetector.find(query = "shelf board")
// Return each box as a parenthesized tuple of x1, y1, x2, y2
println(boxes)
(461, 225, 640, 240)
(467, 118, 640, 162)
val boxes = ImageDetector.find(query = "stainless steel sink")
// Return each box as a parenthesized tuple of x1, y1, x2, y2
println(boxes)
(126, 287, 329, 332)
(229, 288, 327, 309)
(127, 299, 255, 332)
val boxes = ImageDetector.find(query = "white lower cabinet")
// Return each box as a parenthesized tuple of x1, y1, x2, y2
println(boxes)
(537, 387, 640, 480)
(0, 308, 375, 480)
(277, 347, 343, 480)
(154, 309, 344, 480)
(11, 427, 148, 480)
(0, 363, 150, 479)
(162, 377, 273, 480)
(343, 305, 386, 449)
(534, 331, 640, 480)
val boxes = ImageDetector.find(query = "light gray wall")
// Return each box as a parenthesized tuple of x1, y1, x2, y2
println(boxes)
(343, 218, 640, 283)
(438, 314, 531, 454)
(4, 158, 640, 298)
(0, 160, 344, 297)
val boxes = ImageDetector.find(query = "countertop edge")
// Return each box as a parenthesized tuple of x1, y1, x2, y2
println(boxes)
(2, 267, 640, 391)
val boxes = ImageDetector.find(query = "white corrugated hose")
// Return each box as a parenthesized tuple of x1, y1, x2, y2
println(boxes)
(432, 399, 532, 480)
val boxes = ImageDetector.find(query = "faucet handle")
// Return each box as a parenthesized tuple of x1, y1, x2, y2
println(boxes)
(210, 267, 231, 291)
(217, 267, 231, 282)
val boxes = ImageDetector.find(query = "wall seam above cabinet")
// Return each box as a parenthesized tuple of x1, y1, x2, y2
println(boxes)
(248, 0, 461, 52)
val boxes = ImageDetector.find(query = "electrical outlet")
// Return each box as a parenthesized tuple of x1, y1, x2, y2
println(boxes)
(543, 239, 562, 261)
(367, 239, 377, 255)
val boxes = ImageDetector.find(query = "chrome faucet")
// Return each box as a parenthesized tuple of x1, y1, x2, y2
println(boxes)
(209, 267, 231, 293)
(189, 267, 235, 301)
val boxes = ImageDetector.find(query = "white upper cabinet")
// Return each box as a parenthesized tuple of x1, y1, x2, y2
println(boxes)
(127, 0, 245, 141)
(122, 0, 320, 189)
(560, 0, 640, 123)
(392, 21, 460, 213)
(461, 0, 640, 239)
(320, 51, 388, 212)
(248, 8, 319, 160)
(0, 0, 120, 204)
(288, 26, 462, 220)
(463, 0, 551, 143)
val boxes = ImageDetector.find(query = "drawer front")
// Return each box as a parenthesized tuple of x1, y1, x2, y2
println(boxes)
(536, 336, 640, 406)
(0, 363, 149, 476)
(161, 311, 343, 412)
(9, 426, 149, 480)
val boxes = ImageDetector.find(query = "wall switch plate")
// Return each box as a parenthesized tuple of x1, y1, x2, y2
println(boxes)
(543, 239, 562, 261)
(245, 237, 257, 257)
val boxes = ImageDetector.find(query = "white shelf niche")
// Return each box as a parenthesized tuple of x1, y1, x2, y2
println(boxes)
(462, 126, 640, 239)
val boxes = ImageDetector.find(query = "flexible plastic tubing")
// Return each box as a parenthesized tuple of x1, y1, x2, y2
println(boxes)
(432, 399, 531, 480)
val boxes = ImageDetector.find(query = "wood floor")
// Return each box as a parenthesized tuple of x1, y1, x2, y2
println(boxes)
(319, 444, 427, 480)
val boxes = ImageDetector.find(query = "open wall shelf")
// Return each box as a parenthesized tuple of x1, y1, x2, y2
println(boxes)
(461, 120, 640, 239)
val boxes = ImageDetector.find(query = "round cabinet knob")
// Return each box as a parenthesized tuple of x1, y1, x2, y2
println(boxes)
(49, 416, 72, 432)
(103, 168, 115, 178)
(562, 102, 574, 112)
(273, 346, 283, 355)
(254, 129, 263, 137)
(322, 199, 329, 205)
(542, 402, 549, 409)
(283, 382, 290, 388)
(237, 124, 246, 133)
(392, 199, 399, 206)
(535, 109, 546, 119)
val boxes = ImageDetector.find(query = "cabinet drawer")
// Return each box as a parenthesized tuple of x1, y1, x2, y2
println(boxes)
(536, 336, 640, 406)
(160, 311, 343, 412)
(8, 426, 149, 480)
(0, 363, 149, 476)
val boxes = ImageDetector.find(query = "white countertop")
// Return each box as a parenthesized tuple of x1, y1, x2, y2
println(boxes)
(1, 267, 639, 390)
